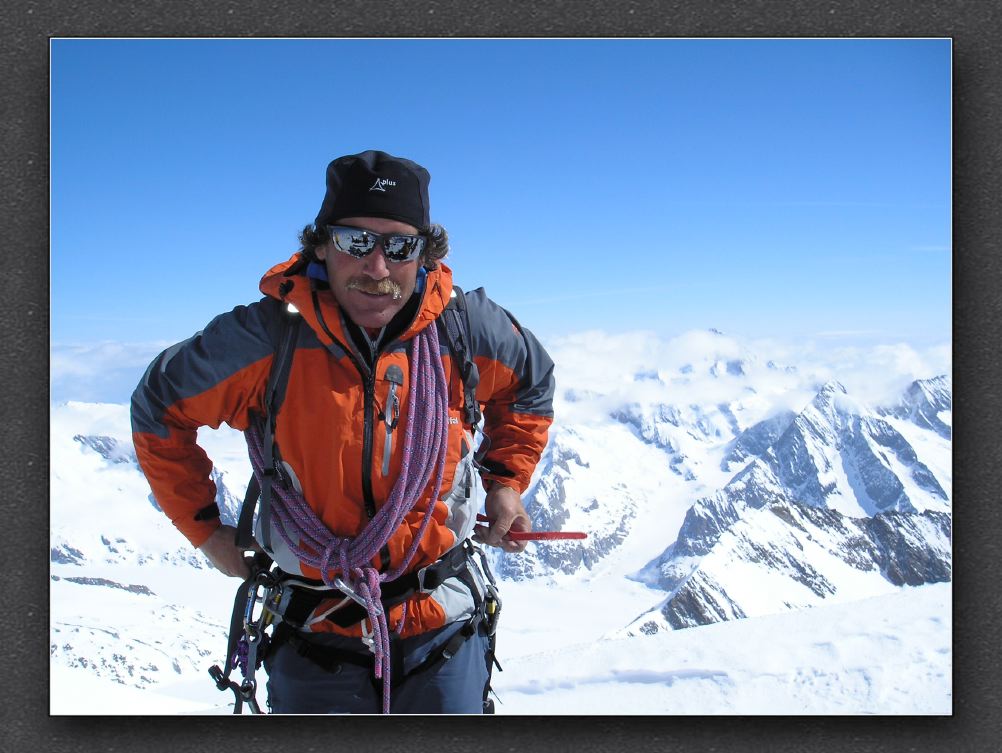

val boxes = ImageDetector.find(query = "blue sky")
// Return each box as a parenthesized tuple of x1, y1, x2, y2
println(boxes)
(51, 38, 951, 401)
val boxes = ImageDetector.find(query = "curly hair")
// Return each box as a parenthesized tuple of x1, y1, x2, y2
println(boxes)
(298, 222, 450, 270)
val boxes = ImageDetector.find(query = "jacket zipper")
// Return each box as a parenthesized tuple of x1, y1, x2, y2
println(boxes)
(360, 371, 378, 519)
(310, 286, 432, 522)
(311, 289, 379, 518)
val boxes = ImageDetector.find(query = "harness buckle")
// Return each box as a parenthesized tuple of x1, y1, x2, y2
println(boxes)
(208, 664, 228, 691)
(465, 540, 502, 637)
(484, 582, 502, 637)
(238, 678, 264, 714)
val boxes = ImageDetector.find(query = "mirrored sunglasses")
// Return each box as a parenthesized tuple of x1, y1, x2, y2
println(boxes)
(327, 225, 427, 263)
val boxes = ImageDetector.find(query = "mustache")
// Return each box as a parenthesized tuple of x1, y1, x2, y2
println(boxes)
(345, 277, 403, 300)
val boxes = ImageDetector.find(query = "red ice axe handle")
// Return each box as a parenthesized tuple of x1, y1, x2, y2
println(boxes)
(475, 514, 587, 540)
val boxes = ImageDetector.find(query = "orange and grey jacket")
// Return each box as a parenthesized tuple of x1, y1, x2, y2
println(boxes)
(131, 255, 554, 639)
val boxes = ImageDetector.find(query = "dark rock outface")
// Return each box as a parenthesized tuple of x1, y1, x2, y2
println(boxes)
(74, 434, 137, 465)
(661, 574, 748, 629)
(854, 417, 948, 509)
(721, 410, 796, 469)
(631, 501, 952, 633)
(495, 440, 635, 580)
(627, 377, 952, 635)
(211, 467, 244, 527)
(729, 381, 949, 516)
(879, 375, 952, 440)
(671, 496, 745, 560)
(51, 544, 87, 564)
(863, 510, 953, 586)
(52, 575, 155, 596)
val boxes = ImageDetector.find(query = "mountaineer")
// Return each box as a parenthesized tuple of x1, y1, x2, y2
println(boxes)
(131, 150, 555, 714)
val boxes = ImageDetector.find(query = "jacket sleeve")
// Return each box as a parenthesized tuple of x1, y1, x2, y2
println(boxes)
(130, 300, 278, 547)
(464, 288, 555, 494)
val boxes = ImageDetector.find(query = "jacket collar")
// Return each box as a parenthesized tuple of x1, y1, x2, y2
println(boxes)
(259, 253, 453, 351)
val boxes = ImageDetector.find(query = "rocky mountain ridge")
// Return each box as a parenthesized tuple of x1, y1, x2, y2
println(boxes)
(48, 363, 951, 694)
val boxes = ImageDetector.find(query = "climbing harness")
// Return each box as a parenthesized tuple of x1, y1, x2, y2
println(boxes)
(266, 538, 503, 711)
(209, 540, 503, 714)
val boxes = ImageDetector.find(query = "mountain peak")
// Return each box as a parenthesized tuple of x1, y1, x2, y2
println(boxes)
(881, 373, 952, 439)
(818, 380, 848, 396)
(806, 380, 851, 420)
(909, 374, 951, 405)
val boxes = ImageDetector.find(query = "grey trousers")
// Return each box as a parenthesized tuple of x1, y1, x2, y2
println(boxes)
(264, 621, 491, 714)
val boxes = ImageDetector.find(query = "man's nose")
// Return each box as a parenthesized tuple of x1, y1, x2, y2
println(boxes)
(363, 244, 390, 277)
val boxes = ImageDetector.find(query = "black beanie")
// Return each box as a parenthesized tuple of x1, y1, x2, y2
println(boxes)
(314, 150, 431, 230)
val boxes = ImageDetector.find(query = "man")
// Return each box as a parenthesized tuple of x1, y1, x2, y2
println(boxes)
(131, 150, 555, 714)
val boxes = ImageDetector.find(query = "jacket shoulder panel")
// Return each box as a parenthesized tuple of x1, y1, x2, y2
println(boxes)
(131, 298, 288, 437)
(461, 287, 555, 418)
(460, 287, 525, 370)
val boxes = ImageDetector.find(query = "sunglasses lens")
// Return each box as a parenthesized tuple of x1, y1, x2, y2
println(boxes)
(332, 227, 376, 258)
(384, 235, 426, 262)
(329, 226, 425, 262)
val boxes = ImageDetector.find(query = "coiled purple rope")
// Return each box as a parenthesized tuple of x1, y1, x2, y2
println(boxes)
(245, 322, 450, 713)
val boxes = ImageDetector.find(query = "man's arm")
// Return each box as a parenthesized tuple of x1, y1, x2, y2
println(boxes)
(462, 289, 555, 549)
(199, 525, 254, 578)
(131, 301, 275, 560)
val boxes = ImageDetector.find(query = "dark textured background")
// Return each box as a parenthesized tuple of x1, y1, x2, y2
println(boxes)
(4, 1, 998, 751)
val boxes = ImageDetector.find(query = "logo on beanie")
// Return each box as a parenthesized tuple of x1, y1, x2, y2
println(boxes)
(369, 178, 397, 192)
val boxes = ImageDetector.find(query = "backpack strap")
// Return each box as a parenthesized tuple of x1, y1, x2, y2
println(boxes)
(439, 286, 482, 428)
(235, 302, 302, 551)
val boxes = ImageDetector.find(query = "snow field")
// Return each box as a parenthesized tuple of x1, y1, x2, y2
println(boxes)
(48, 331, 951, 716)
(491, 582, 951, 715)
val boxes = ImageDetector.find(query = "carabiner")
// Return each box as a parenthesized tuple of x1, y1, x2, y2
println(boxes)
(334, 576, 384, 616)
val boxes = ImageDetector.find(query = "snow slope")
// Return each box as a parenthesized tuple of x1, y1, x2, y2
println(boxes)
(49, 330, 951, 715)
(51, 580, 951, 716)
(492, 582, 951, 715)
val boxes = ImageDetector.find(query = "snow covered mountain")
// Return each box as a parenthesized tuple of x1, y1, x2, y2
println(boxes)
(615, 376, 952, 632)
(494, 360, 951, 635)
(725, 379, 949, 517)
(48, 331, 952, 714)
(624, 500, 950, 633)
(878, 374, 952, 440)
(50, 403, 246, 698)
(492, 422, 669, 580)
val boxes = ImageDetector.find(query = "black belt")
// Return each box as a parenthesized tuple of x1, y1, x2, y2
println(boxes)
(280, 543, 473, 629)
(278, 627, 376, 671)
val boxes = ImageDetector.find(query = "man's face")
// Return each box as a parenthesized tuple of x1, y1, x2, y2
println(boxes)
(315, 216, 423, 333)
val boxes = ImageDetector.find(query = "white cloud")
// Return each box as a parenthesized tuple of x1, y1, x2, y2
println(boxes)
(55, 330, 951, 420)
(51, 340, 171, 405)
(546, 328, 951, 424)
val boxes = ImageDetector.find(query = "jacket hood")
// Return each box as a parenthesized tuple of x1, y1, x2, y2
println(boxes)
(258, 253, 454, 348)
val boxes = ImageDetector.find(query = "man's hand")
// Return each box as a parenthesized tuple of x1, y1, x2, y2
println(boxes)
(198, 524, 255, 579)
(474, 483, 531, 553)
